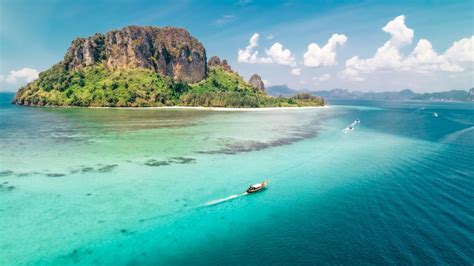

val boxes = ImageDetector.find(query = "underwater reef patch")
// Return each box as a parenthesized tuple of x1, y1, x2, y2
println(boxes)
(145, 159, 170, 167)
(46, 173, 66, 177)
(1, 170, 45, 177)
(197, 129, 318, 155)
(144, 157, 197, 167)
(0, 170, 14, 177)
(70, 164, 119, 174)
(97, 164, 118, 173)
(81, 167, 95, 173)
(0, 184, 15, 191)
(168, 157, 196, 164)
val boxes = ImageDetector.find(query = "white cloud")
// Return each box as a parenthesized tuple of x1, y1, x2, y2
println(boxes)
(266, 34, 274, 40)
(291, 68, 301, 76)
(4, 68, 39, 84)
(312, 73, 331, 81)
(403, 39, 463, 73)
(303, 33, 347, 67)
(238, 33, 260, 63)
(342, 15, 413, 79)
(341, 67, 365, 81)
(382, 15, 414, 46)
(263, 42, 295, 66)
(444, 36, 474, 63)
(342, 15, 473, 81)
(262, 79, 270, 86)
(238, 34, 295, 66)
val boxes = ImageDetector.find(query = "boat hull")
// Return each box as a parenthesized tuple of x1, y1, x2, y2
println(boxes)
(246, 180, 268, 193)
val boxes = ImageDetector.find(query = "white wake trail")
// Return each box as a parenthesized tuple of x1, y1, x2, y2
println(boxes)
(441, 126, 474, 144)
(204, 192, 248, 206)
(341, 119, 360, 134)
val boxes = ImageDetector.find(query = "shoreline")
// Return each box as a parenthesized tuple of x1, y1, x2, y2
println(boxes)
(19, 104, 329, 111)
(91, 105, 330, 111)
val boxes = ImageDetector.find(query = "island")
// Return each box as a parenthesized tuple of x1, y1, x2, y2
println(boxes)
(13, 26, 324, 108)
(266, 85, 474, 102)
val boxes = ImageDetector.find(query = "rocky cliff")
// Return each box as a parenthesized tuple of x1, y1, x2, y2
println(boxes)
(63, 26, 206, 83)
(13, 25, 323, 108)
(248, 74, 265, 91)
(208, 56, 232, 72)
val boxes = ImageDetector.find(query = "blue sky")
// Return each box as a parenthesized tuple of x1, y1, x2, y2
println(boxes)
(1, 0, 473, 92)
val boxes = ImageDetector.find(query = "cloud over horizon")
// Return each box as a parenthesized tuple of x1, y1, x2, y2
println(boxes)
(342, 15, 474, 81)
(238, 33, 295, 66)
(303, 34, 347, 67)
(3, 68, 39, 84)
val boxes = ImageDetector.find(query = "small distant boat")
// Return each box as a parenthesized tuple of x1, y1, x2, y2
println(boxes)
(246, 180, 268, 194)
(433, 112, 439, 117)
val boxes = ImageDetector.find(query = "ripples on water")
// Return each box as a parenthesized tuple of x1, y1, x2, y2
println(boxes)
(0, 94, 473, 264)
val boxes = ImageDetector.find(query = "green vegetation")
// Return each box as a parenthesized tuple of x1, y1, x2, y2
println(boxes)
(14, 64, 324, 107)
(14, 64, 183, 107)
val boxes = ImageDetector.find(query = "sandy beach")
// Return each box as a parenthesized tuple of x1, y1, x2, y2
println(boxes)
(84, 105, 331, 111)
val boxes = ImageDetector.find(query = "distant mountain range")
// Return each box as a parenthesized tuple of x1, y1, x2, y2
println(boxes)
(266, 85, 474, 102)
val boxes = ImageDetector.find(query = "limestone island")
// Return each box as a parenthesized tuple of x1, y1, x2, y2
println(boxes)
(13, 26, 324, 108)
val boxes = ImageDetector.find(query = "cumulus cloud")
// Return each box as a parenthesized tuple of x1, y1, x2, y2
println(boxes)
(402, 39, 463, 73)
(238, 33, 260, 63)
(444, 37, 474, 63)
(303, 33, 347, 67)
(291, 68, 301, 76)
(4, 68, 39, 84)
(238, 34, 295, 66)
(263, 42, 295, 66)
(342, 15, 474, 81)
(383, 15, 414, 46)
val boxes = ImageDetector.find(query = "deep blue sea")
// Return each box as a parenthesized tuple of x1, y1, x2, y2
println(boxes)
(0, 93, 473, 265)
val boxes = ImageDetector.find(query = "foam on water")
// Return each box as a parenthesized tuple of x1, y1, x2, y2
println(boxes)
(204, 192, 248, 206)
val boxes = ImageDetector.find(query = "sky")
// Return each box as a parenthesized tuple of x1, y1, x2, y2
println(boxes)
(0, 0, 473, 92)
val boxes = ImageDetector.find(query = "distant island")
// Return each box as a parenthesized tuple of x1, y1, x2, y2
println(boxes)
(13, 26, 323, 108)
(267, 85, 474, 102)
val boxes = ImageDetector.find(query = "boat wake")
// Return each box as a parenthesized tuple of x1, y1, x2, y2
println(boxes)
(441, 126, 474, 144)
(441, 116, 474, 126)
(204, 192, 248, 206)
(342, 119, 360, 134)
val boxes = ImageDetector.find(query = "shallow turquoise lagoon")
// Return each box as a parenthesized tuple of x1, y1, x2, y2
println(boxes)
(0, 94, 473, 264)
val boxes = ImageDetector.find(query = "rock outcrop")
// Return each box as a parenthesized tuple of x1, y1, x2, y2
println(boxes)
(208, 56, 232, 72)
(63, 26, 207, 83)
(208, 56, 221, 67)
(248, 74, 265, 91)
(13, 24, 325, 108)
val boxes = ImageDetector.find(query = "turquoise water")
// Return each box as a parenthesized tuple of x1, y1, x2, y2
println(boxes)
(0, 93, 473, 264)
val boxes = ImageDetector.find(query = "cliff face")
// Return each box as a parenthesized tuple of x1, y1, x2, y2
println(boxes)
(63, 26, 207, 83)
(248, 74, 265, 91)
(208, 56, 232, 72)
(12, 25, 324, 108)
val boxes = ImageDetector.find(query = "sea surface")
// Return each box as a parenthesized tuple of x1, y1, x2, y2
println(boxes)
(0, 93, 473, 265)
